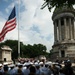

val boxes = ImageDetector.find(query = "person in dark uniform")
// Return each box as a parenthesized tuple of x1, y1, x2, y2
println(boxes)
(29, 65, 36, 75)
(62, 60, 74, 75)
(3, 65, 10, 75)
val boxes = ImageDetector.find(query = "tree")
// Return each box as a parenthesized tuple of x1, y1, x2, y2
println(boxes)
(41, 0, 75, 11)
(24, 44, 47, 58)
(0, 40, 49, 59)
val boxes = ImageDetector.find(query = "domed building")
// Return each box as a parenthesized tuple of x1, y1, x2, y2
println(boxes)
(51, 6, 75, 61)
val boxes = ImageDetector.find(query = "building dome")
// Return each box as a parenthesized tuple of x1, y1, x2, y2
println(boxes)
(52, 6, 75, 21)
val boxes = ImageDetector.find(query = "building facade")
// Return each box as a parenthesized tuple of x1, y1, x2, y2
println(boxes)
(0, 45, 13, 64)
(52, 6, 75, 60)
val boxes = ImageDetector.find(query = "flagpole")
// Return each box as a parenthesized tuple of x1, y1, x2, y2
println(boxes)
(18, 0, 20, 58)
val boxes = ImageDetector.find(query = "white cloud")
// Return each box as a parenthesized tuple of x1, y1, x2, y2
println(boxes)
(19, 0, 54, 52)
(0, 0, 55, 52)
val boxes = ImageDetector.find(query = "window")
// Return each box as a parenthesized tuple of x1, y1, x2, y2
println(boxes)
(61, 50, 65, 57)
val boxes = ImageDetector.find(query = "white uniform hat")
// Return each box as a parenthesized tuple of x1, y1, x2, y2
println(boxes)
(9, 64, 15, 67)
(39, 62, 43, 65)
(3, 62, 8, 65)
(23, 62, 30, 66)
(34, 62, 39, 66)
(0, 63, 2, 66)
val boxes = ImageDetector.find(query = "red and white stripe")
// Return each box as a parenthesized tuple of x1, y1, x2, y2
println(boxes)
(0, 17, 16, 41)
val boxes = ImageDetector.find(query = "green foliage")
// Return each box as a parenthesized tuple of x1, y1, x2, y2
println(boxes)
(41, 0, 75, 11)
(0, 40, 48, 59)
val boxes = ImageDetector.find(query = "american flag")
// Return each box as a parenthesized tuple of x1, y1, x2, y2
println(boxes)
(0, 6, 16, 42)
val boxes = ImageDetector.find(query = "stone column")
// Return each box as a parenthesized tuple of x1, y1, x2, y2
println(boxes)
(54, 21, 57, 43)
(64, 18, 67, 40)
(67, 19, 70, 40)
(58, 19, 61, 41)
(72, 19, 74, 39)
(69, 18, 73, 39)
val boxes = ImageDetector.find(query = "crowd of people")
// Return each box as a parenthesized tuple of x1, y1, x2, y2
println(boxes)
(0, 59, 75, 75)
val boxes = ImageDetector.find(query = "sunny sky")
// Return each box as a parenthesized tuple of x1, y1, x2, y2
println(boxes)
(0, 0, 55, 52)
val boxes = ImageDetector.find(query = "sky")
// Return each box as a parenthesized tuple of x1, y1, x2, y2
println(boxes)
(0, 0, 55, 52)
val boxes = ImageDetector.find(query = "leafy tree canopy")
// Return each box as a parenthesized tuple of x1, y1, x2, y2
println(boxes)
(41, 0, 75, 11)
